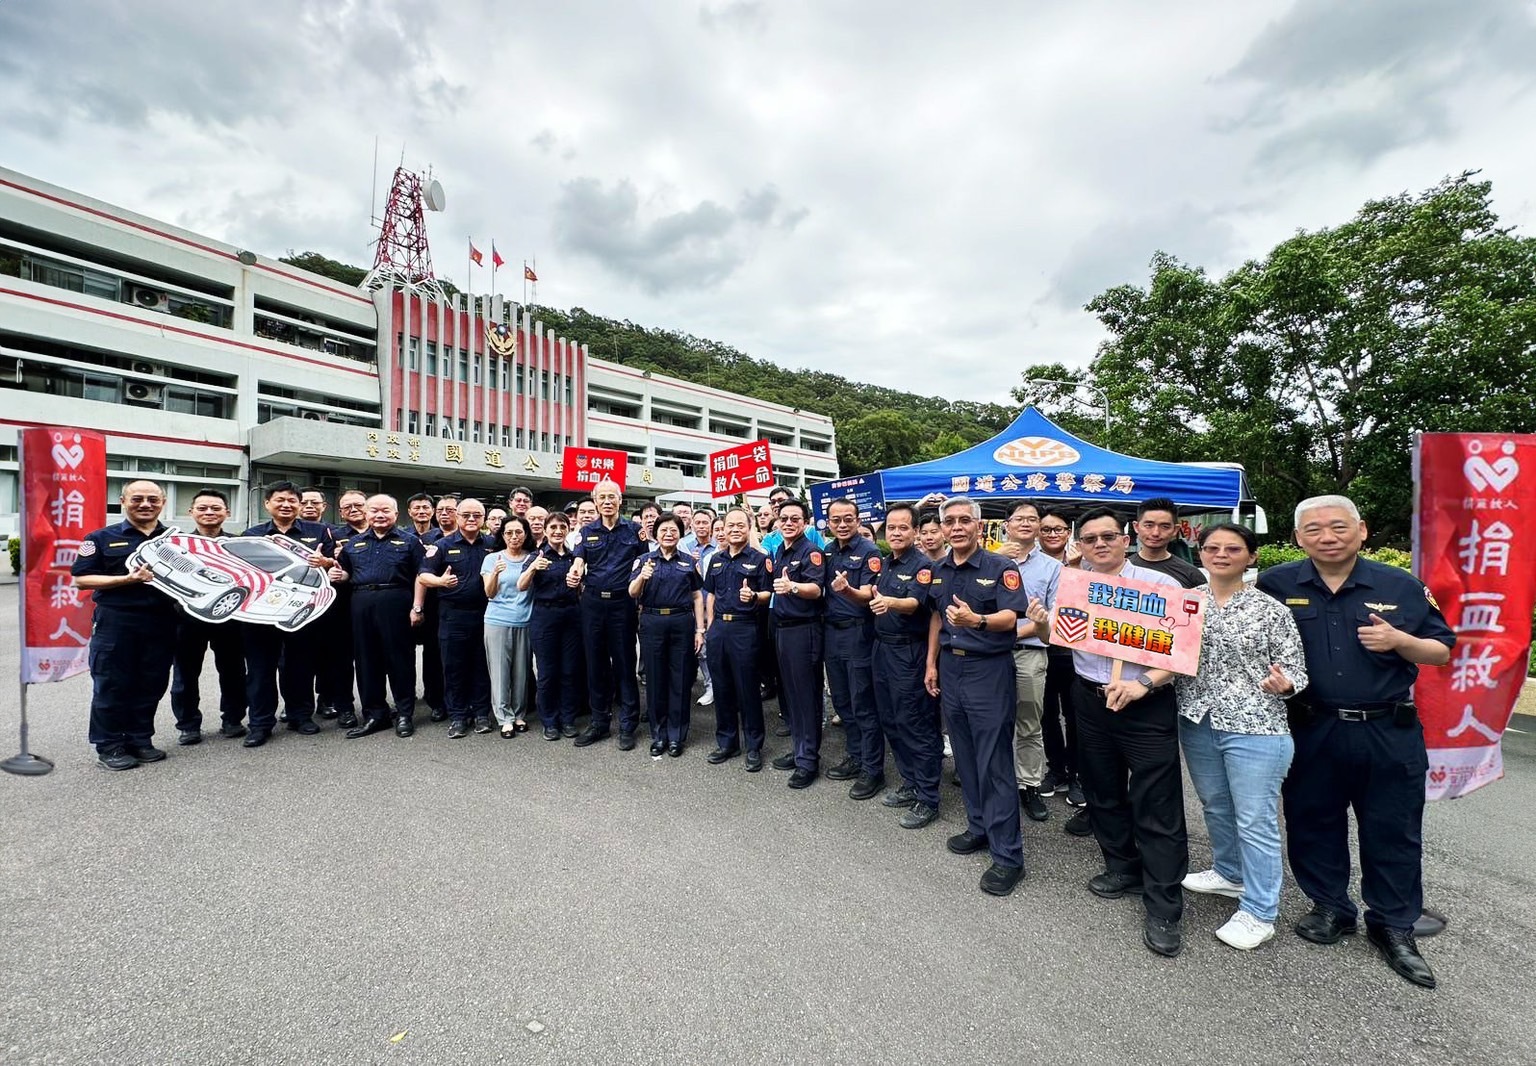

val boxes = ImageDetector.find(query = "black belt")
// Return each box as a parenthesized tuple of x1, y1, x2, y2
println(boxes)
(534, 598, 578, 608)
(876, 633, 926, 645)
(584, 589, 625, 600)
(355, 583, 407, 591)
(825, 617, 871, 630)
(1317, 701, 1399, 721)
(941, 646, 1007, 658)
(1013, 643, 1046, 652)
(776, 618, 815, 629)
(715, 612, 757, 622)
(640, 606, 689, 616)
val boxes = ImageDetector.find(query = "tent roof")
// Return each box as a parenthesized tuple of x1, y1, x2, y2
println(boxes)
(875, 406, 1248, 510)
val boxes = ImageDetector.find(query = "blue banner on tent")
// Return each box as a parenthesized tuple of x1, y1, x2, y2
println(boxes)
(809, 472, 887, 530)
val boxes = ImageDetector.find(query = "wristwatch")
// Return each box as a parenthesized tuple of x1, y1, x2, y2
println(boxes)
(411, 606, 424, 615)
(1137, 675, 1154, 689)
(973, 615, 987, 631)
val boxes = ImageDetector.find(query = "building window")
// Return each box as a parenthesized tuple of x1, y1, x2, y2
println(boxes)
(515, 365, 525, 395)
(425, 415, 437, 436)
(406, 336, 419, 370)
(457, 418, 467, 441)
(406, 412, 418, 434)
(459, 353, 470, 382)
(473, 354, 482, 385)
(488, 359, 499, 389)
(425, 341, 438, 376)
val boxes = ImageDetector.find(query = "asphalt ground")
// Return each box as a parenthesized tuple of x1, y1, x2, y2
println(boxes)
(1, 585, 1533, 1065)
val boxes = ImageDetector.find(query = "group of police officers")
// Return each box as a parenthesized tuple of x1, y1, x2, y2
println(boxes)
(71, 476, 1453, 988)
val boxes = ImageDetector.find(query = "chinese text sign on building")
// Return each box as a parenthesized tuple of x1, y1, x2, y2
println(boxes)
(707, 439, 775, 499)
(561, 446, 629, 492)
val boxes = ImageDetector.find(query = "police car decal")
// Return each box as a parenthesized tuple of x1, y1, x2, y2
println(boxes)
(128, 528, 335, 632)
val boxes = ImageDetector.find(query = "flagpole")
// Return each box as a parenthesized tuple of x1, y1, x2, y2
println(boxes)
(467, 236, 473, 303)
(522, 260, 528, 312)
(532, 255, 537, 307)
(3, 433, 54, 777)
(491, 243, 498, 298)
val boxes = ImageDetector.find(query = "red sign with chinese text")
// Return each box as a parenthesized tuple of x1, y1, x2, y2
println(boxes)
(1049, 566, 1207, 676)
(561, 446, 628, 492)
(1414, 432, 1536, 800)
(22, 427, 106, 683)
(708, 438, 775, 499)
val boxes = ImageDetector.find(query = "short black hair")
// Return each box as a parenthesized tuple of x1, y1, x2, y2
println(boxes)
(768, 486, 791, 501)
(501, 514, 534, 547)
(653, 514, 687, 538)
(1136, 497, 1178, 521)
(264, 480, 301, 500)
(1039, 507, 1071, 527)
(191, 487, 229, 505)
(300, 485, 326, 499)
(509, 485, 535, 502)
(884, 503, 918, 527)
(407, 492, 434, 507)
(826, 498, 859, 517)
(1076, 506, 1124, 531)
(917, 510, 942, 528)
(1197, 521, 1258, 554)
(436, 493, 460, 505)
(1007, 499, 1042, 519)
(777, 498, 810, 521)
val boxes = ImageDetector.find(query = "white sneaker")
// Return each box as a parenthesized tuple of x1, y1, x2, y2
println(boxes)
(943, 734, 953, 759)
(1215, 910, 1275, 951)
(1181, 869, 1245, 898)
(698, 685, 715, 706)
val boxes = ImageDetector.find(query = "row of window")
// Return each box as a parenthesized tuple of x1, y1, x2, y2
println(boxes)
(394, 410, 569, 452)
(401, 336, 578, 405)
(1, 361, 231, 418)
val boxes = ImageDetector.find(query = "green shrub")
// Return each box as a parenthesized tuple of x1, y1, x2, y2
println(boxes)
(7, 535, 18, 574)
(1255, 543, 1306, 570)
(1362, 546, 1412, 570)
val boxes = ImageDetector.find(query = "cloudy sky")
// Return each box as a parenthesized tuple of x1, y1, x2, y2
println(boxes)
(3, 0, 1534, 403)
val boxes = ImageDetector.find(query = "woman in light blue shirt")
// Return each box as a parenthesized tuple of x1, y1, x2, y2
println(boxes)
(482, 515, 535, 738)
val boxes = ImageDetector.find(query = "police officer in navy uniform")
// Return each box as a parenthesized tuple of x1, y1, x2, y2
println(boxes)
(569, 478, 645, 750)
(629, 514, 705, 757)
(169, 487, 247, 744)
(869, 504, 942, 829)
(822, 498, 886, 800)
(71, 479, 181, 770)
(703, 506, 772, 771)
(1257, 494, 1455, 989)
(337, 494, 427, 738)
(769, 498, 827, 789)
(405, 492, 447, 717)
(321, 489, 369, 729)
(924, 496, 1039, 897)
(418, 498, 495, 739)
(240, 481, 336, 748)
(522, 510, 582, 740)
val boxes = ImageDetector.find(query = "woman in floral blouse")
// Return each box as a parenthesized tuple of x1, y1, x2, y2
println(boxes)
(1174, 523, 1308, 951)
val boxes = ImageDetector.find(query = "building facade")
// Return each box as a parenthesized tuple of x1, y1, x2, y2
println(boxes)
(0, 166, 836, 532)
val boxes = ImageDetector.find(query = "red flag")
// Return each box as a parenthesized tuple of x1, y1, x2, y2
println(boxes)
(492, 243, 505, 269)
(524, 265, 538, 282)
(469, 241, 484, 267)
(22, 426, 106, 683)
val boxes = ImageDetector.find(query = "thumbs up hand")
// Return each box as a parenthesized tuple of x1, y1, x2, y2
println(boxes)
(640, 558, 656, 581)
(945, 594, 978, 628)
(738, 578, 754, 604)
(869, 586, 889, 616)
(1259, 663, 1295, 695)
(531, 553, 550, 572)
(441, 566, 458, 590)
(772, 571, 793, 596)
(1357, 613, 1403, 653)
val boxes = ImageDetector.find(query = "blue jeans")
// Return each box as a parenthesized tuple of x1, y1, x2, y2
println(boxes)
(1178, 715, 1293, 922)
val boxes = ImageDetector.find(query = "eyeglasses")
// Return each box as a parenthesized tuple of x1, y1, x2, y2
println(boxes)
(1078, 533, 1123, 545)
(125, 495, 164, 505)
(1007, 515, 1039, 524)
(1039, 525, 1069, 534)
(1201, 544, 1248, 556)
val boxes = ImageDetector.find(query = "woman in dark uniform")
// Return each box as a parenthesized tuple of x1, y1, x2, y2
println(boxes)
(519, 510, 582, 741)
(628, 515, 704, 757)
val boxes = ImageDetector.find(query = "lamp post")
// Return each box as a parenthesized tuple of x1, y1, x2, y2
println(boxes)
(1023, 376, 1110, 433)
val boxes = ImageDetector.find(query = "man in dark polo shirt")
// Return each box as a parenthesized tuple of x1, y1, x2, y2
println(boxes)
(1131, 497, 1205, 589)
(569, 478, 646, 750)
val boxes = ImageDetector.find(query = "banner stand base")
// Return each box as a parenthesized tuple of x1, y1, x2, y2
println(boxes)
(1, 752, 55, 777)
(1414, 908, 1447, 939)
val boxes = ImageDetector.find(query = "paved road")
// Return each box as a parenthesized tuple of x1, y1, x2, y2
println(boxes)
(1, 585, 1532, 1065)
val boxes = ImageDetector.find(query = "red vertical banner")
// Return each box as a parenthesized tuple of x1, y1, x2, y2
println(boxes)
(707, 439, 775, 499)
(1413, 432, 1536, 800)
(21, 427, 106, 683)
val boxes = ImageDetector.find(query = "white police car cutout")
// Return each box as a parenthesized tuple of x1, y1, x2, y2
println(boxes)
(128, 528, 336, 632)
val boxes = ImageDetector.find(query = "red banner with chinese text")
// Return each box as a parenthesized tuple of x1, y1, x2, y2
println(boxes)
(1413, 432, 1536, 800)
(561, 446, 628, 492)
(708, 439, 775, 499)
(22, 427, 106, 683)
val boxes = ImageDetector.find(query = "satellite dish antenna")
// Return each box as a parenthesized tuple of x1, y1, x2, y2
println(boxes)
(425, 179, 446, 212)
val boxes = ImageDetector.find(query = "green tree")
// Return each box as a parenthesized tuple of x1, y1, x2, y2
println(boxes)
(836, 411, 927, 475)
(279, 251, 367, 287)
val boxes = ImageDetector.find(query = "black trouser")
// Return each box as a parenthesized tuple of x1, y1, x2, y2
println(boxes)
(415, 591, 443, 710)
(708, 616, 763, 753)
(531, 603, 582, 730)
(438, 604, 491, 724)
(243, 623, 315, 733)
(640, 611, 695, 746)
(87, 603, 177, 751)
(171, 614, 246, 731)
(1041, 647, 1077, 779)
(825, 619, 882, 775)
(874, 637, 942, 809)
(1073, 679, 1188, 922)
(758, 612, 780, 696)
(354, 587, 417, 721)
(775, 620, 824, 772)
(314, 588, 356, 714)
(581, 592, 640, 733)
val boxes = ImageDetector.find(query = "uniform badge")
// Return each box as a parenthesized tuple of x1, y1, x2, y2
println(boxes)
(916, 569, 931, 585)
(1364, 601, 1398, 612)
(78, 539, 97, 557)
(868, 557, 882, 574)
(809, 551, 823, 566)
(1284, 598, 1309, 606)
(109, 542, 129, 548)
(764, 559, 774, 573)
(1423, 586, 1440, 609)
(976, 578, 996, 587)
(424, 545, 438, 558)
(1001, 570, 1021, 591)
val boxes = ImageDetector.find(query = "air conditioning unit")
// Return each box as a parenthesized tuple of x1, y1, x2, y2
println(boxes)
(130, 360, 159, 376)
(124, 381, 165, 406)
(132, 287, 171, 311)
(302, 411, 326, 421)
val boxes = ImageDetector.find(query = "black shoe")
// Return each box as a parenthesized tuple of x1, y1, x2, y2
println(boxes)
(317, 705, 339, 720)
(668, 743, 682, 758)
(286, 719, 320, 736)
(825, 756, 859, 781)
(882, 785, 917, 809)
(278, 710, 290, 723)
(346, 717, 389, 739)
(980, 862, 1025, 897)
(1021, 786, 1049, 822)
(650, 739, 667, 757)
(901, 803, 939, 829)
(849, 772, 885, 801)
(1066, 780, 1087, 807)
(394, 716, 414, 738)
(1295, 906, 1359, 945)
(543, 727, 561, 741)
(1367, 925, 1436, 989)
(761, 685, 778, 701)
(243, 730, 271, 748)
(560, 723, 579, 738)
(448, 721, 469, 740)
(1064, 808, 1094, 837)
(336, 710, 358, 730)
(773, 721, 791, 738)
(98, 746, 139, 771)
(176, 730, 202, 746)
(475, 717, 495, 735)
(707, 747, 741, 764)
(125, 744, 167, 763)
(1089, 871, 1143, 900)
(617, 732, 637, 751)
(574, 726, 610, 748)
(429, 708, 448, 723)
(946, 831, 989, 856)
(771, 753, 797, 771)
(1143, 915, 1183, 957)
(787, 768, 817, 789)
(1038, 769, 1068, 797)
(219, 720, 247, 739)
(951, 772, 962, 787)
(745, 750, 764, 773)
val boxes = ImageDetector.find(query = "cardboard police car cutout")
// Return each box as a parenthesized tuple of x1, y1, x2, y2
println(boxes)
(129, 529, 336, 632)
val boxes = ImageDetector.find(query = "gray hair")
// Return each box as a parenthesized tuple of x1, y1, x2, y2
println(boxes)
(1294, 494, 1360, 527)
(941, 495, 982, 519)
(591, 479, 623, 499)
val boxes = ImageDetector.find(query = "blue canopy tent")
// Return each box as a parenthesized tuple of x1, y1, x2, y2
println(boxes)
(867, 407, 1252, 512)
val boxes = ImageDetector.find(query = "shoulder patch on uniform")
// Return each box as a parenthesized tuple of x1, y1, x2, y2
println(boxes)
(78, 539, 97, 556)
(1423, 586, 1439, 609)
(867, 557, 882, 573)
(1002, 569, 1021, 591)
(764, 559, 774, 573)
(809, 551, 823, 566)
(916, 569, 931, 585)
(424, 545, 438, 557)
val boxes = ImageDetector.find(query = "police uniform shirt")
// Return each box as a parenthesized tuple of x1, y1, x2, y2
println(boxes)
(634, 549, 703, 611)
(330, 523, 367, 547)
(1132, 552, 1207, 589)
(871, 547, 933, 641)
(1014, 545, 1063, 649)
(338, 528, 427, 587)
(1256, 557, 1454, 705)
(704, 545, 771, 617)
(529, 542, 579, 607)
(573, 518, 646, 594)
(924, 547, 1032, 655)
(71, 520, 172, 609)
(771, 535, 826, 621)
(241, 518, 336, 560)
(823, 534, 881, 622)
(425, 530, 494, 609)
(1069, 561, 1182, 684)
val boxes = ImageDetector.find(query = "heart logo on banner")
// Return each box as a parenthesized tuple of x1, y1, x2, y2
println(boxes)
(1429, 768, 1448, 784)
(51, 441, 85, 469)
(1463, 455, 1518, 492)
